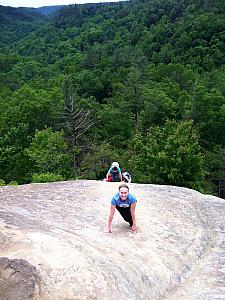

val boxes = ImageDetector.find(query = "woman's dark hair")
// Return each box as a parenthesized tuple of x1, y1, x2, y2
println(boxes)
(118, 183, 129, 191)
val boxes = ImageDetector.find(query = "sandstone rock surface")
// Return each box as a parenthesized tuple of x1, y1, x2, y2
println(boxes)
(0, 180, 225, 300)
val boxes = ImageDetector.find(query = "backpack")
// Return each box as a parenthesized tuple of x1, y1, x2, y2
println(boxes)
(122, 172, 131, 183)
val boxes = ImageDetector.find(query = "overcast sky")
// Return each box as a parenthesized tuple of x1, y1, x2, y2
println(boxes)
(0, 0, 122, 8)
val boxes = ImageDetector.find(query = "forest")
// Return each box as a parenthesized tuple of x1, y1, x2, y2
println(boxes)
(0, 0, 225, 196)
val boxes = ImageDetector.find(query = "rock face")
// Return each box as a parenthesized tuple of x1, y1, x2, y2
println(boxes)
(0, 257, 40, 300)
(0, 180, 225, 300)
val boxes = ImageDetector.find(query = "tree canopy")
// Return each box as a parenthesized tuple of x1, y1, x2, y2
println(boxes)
(0, 0, 225, 195)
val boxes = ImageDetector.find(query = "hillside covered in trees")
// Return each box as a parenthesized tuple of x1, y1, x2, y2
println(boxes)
(1, 0, 225, 196)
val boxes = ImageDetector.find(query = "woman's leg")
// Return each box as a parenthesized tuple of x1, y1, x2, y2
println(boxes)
(116, 206, 133, 226)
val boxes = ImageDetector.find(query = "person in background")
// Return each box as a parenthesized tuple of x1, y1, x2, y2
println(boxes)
(106, 162, 122, 182)
(108, 183, 137, 234)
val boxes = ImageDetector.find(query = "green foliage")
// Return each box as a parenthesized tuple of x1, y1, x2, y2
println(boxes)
(80, 142, 120, 180)
(140, 84, 177, 128)
(31, 173, 64, 183)
(1, 0, 225, 192)
(2, 85, 63, 132)
(0, 179, 6, 186)
(96, 103, 134, 148)
(127, 120, 205, 191)
(25, 127, 72, 178)
(203, 147, 225, 180)
(190, 85, 225, 147)
(0, 6, 46, 49)
(7, 181, 18, 186)
(0, 123, 32, 183)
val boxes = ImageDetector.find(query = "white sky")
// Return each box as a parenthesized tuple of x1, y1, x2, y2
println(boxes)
(0, 0, 121, 8)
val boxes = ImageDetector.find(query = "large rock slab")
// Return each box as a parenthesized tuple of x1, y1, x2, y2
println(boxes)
(0, 257, 40, 300)
(0, 180, 225, 299)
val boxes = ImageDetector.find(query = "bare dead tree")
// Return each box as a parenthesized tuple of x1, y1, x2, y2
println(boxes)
(59, 92, 96, 168)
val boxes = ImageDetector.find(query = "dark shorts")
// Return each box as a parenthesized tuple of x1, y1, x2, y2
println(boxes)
(116, 205, 133, 226)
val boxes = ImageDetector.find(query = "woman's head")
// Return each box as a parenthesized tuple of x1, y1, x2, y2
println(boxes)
(111, 162, 119, 168)
(119, 184, 129, 201)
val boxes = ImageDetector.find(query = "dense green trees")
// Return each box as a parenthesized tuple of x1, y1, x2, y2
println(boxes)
(26, 127, 72, 178)
(0, 0, 225, 195)
(0, 5, 46, 50)
(127, 120, 205, 190)
(0, 124, 31, 183)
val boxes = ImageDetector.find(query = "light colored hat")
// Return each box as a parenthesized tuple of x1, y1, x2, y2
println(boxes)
(111, 161, 119, 167)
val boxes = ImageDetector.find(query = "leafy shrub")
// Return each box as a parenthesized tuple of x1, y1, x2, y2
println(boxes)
(31, 173, 64, 183)
(0, 179, 6, 186)
(26, 128, 72, 177)
(127, 120, 206, 191)
(8, 181, 18, 186)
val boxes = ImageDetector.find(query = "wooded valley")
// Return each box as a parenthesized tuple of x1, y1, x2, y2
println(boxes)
(0, 0, 225, 196)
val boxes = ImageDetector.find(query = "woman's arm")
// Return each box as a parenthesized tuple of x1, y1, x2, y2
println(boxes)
(130, 203, 137, 233)
(106, 167, 112, 180)
(108, 205, 116, 232)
